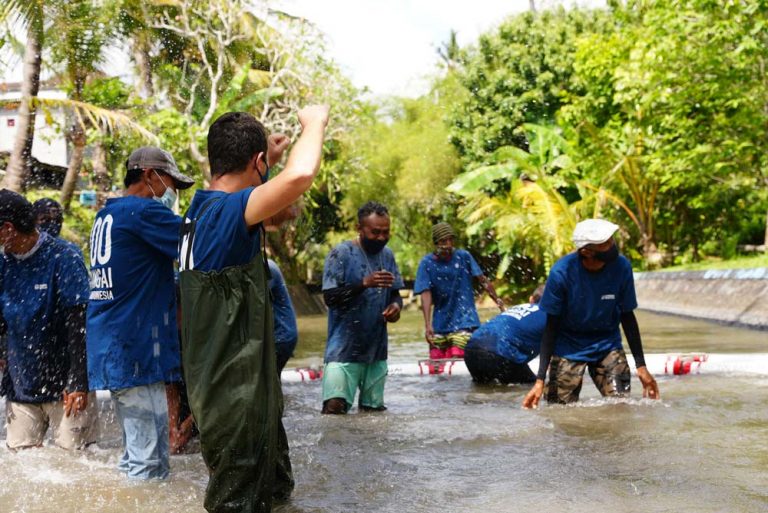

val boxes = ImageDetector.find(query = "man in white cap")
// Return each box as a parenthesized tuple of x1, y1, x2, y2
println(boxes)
(522, 219, 659, 408)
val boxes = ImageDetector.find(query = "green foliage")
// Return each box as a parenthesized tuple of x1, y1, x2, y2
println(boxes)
(450, 7, 614, 165)
(340, 75, 465, 278)
(448, 124, 585, 290)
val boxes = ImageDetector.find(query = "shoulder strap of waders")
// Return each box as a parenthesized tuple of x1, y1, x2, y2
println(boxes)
(179, 198, 220, 272)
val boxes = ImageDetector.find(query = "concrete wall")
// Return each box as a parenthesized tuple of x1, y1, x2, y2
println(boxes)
(634, 268, 768, 329)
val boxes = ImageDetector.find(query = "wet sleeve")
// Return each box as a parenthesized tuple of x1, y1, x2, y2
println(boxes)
(538, 270, 566, 316)
(56, 248, 90, 308)
(390, 253, 405, 290)
(413, 258, 431, 294)
(620, 310, 646, 368)
(466, 251, 483, 277)
(618, 262, 639, 312)
(322, 246, 365, 308)
(323, 284, 366, 308)
(389, 288, 403, 308)
(64, 304, 89, 392)
(535, 314, 561, 381)
(139, 202, 183, 260)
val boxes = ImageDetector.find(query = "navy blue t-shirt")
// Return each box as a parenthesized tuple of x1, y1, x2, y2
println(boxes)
(180, 188, 259, 272)
(466, 303, 546, 364)
(414, 249, 483, 333)
(539, 252, 638, 361)
(86, 196, 182, 390)
(322, 241, 404, 363)
(268, 259, 298, 349)
(1, 233, 90, 403)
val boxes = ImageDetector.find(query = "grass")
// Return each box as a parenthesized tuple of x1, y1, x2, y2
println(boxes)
(659, 253, 768, 272)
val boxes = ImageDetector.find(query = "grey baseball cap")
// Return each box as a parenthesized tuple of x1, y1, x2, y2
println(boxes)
(126, 146, 195, 189)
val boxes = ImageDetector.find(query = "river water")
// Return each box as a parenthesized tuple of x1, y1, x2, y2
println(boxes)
(1, 310, 767, 513)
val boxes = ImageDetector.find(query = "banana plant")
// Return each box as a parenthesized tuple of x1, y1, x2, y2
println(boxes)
(448, 124, 588, 276)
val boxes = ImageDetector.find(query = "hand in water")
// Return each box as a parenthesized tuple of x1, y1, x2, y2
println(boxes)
(522, 380, 545, 409)
(363, 271, 394, 289)
(637, 366, 660, 400)
(63, 391, 88, 417)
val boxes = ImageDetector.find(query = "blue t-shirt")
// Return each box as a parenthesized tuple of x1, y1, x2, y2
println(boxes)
(466, 303, 546, 364)
(86, 196, 182, 391)
(1, 233, 90, 403)
(322, 240, 404, 363)
(268, 259, 298, 349)
(180, 188, 259, 272)
(414, 249, 483, 333)
(539, 252, 638, 361)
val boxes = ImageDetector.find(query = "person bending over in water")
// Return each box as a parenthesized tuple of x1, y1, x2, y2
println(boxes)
(523, 219, 660, 408)
(464, 285, 546, 384)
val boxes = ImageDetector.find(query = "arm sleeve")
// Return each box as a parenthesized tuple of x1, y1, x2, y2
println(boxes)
(139, 203, 183, 260)
(64, 304, 89, 392)
(536, 314, 561, 381)
(466, 251, 483, 277)
(389, 288, 403, 308)
(620, 310, 646, 368)
(538, 271, 566, 316)
(323, 283, 366, 308)
(413, 258, 431, 294)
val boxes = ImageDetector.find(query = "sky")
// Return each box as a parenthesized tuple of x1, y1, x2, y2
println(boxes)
(2, 0, 604, 99)
(274, 0, 604, 98)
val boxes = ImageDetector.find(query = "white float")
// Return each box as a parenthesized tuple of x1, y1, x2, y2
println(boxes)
(280, 352, 768, 383)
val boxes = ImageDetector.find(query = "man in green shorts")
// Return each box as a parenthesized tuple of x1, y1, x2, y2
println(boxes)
(321, 201, 404, 414)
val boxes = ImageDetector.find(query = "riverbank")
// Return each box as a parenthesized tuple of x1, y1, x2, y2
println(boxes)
(634, 267, 768, 330)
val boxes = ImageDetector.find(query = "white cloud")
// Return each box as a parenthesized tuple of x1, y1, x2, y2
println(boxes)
(276, 0, 532, 97)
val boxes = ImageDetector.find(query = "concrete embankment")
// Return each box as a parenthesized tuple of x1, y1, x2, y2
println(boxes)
(634, 267, 768, 330)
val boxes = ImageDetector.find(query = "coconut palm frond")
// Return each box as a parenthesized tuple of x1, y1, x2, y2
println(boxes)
(581, 182, 642, 232)
(26, 97, 158, 143)
(0, 0, 42, 26)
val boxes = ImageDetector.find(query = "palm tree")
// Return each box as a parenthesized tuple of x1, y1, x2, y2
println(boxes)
(47, 0, 114, 209)
(1, 0, 44, 192)
(448, 124, 586, 274)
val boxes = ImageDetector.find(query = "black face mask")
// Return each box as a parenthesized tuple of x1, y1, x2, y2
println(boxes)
(39, 220, 62, 238)
(593, 244, 619, 264)
(360, 237, 388, 254)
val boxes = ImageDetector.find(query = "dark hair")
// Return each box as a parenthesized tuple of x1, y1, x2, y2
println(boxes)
(357, 201, 389, 224)
(207, 112, 268, 177)
(32, 198, 63, 221)
(124, 167, 144, 188)
(0, 189, 35, 234)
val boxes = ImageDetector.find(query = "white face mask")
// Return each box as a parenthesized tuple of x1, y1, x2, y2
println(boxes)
(149, 171, 177, 210)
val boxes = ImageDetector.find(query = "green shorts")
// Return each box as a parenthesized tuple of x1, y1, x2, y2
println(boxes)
(432, 330, 473, 350)
(322, 361, 388, 412)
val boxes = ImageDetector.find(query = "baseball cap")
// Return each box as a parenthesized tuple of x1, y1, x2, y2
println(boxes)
(572, 219, 619, 250)
(0, 189, 35, 232)
(126, 147, 195, 189)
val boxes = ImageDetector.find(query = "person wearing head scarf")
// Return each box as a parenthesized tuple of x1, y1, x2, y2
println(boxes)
(522, 219, 660, 408)
(414, 222, 505, 360)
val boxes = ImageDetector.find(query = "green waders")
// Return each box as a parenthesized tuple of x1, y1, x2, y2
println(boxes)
(180, 258, 293, 512)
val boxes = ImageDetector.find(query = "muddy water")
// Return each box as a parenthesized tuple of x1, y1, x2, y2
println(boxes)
(1, 310, 767, 513)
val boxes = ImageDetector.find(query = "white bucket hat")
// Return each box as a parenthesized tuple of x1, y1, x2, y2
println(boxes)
(572, 219, 619, 250)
